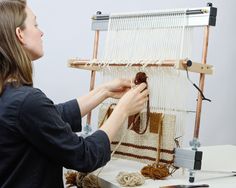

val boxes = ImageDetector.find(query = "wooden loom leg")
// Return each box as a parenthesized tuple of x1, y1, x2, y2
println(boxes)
(84, 30, 100, 134)
(193, 26, 210, 141)
(188, 26, 210, 183)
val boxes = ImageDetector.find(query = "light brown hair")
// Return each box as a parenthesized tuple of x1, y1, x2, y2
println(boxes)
(0, 0, 33, 94)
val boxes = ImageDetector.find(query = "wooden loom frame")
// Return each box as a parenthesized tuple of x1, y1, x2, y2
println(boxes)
(68, 3, 217, 182)
(68, 4, 217, 144)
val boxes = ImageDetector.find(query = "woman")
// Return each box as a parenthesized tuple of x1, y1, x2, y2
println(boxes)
(0, 0, 148, 187)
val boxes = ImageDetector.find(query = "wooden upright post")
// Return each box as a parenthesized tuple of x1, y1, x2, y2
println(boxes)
(85, 30, 100, 132)
(193, 26, 210, 139)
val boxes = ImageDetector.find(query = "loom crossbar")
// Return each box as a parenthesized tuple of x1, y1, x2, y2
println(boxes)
(92, 6, 217, 31)
(68, 59, 213, 74)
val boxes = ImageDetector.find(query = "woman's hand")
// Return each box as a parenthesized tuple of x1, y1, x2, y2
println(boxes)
(99, 82, 148, 141)
(102, 79, 132, 99)
(116, 82, 149, 116)
(77, 79, 131, 117)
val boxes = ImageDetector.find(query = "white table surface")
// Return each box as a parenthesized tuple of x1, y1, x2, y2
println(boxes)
(97, 145, 236, 188)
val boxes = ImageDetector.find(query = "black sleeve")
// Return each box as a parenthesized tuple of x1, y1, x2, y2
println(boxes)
(55, 100, 82, 132)
(18, 89, 111, 172)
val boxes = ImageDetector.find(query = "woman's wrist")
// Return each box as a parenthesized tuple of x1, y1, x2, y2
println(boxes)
(100, 106, 128, 141)
(95, 84, 110, 100)
(115, 103, 129, 118)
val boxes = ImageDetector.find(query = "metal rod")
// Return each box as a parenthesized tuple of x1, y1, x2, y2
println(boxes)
(199, 170, 236, 175)
(92, 9, 207, 20)
(193, 26, 210, 139)
(91, 6, 217, 31)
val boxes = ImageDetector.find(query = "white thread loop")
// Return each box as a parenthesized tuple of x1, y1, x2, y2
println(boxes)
(116, 172, 145, 187)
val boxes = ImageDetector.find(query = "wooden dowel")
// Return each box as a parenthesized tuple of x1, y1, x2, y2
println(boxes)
(69, 59, 184, 66)
(68, 59, 213, 74)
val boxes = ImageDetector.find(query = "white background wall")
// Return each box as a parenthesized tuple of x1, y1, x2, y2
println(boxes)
(27, 0, 236, 146)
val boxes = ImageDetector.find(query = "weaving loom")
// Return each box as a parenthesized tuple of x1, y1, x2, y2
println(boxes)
(68, 3, 217, 183)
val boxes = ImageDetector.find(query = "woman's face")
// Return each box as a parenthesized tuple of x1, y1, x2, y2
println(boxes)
(18, 7, 44, 61)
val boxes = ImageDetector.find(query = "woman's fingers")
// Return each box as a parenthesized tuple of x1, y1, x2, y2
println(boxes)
(138, 97, 149, 106)
(140, 89, 149, 97)
(133, 83, 147, 93)
(132, 97, 149, 113)
(116, 78, 131, 88)
(123, 79, 132, 87)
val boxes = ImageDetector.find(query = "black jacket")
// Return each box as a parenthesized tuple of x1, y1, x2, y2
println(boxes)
(0, 84, 110, 188)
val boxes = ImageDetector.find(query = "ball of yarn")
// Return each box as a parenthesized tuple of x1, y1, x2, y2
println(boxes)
(65, 170, 78, 187)
(116, 172, 145, 187)
(141, 164, 170, 180)
(65, 171, 101, 188)
(75, 172, 87, 187)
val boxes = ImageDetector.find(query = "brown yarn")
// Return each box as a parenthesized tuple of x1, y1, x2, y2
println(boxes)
(141, 163, 170, 180)
(134, 72, 148, 85)
(98, 103, 116, 128)
(82, 174, 100, 188)
(149, 112, 163, 134)
(130, 72, 149, 134)
(99, 72, 149, 135)
(65, 171, 101, 188)
(75, 172, 87, 188)
(65, 171, 78, 187)
(128, 114, 141, 133)
(140, 117, 178, 180)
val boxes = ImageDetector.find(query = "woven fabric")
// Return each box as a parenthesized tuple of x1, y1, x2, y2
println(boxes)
(98, 105, 176, 164)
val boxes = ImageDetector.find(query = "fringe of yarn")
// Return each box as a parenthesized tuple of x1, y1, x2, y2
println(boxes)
(116, 172, 145, 187)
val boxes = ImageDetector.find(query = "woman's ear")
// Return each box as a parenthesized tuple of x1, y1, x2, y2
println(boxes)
(15, 27, 25, 45)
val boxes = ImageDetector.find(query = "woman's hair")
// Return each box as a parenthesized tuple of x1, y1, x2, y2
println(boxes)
(0, 0, 33, 94)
